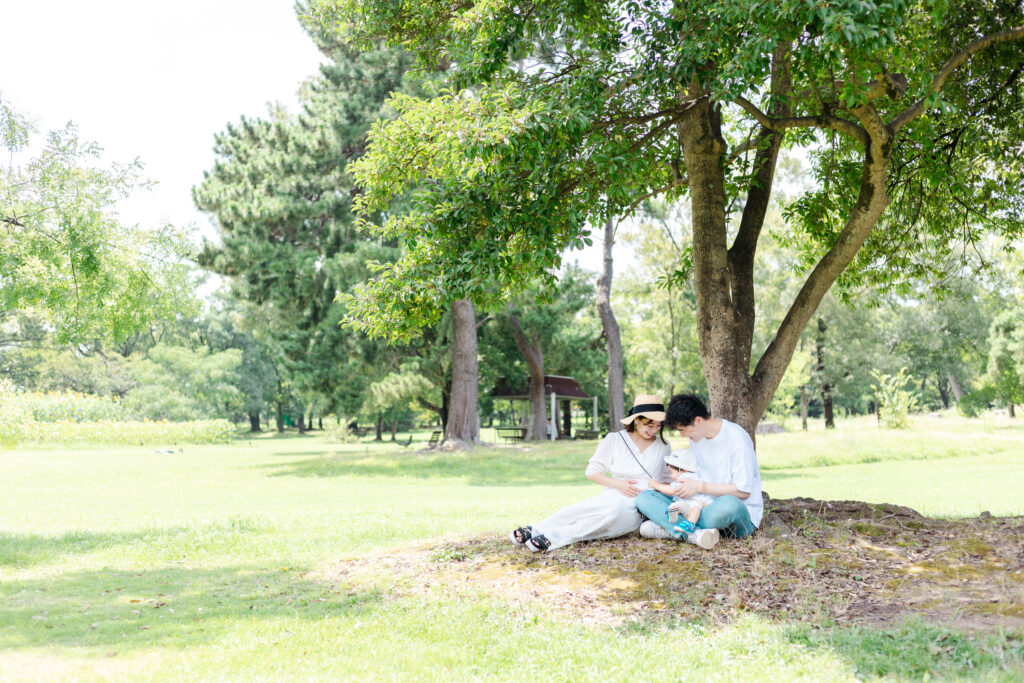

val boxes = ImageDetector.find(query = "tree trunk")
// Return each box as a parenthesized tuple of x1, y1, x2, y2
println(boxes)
(390, 418, 398, 441)
(297, 408, 306, 434)
(561, 400, 572, 438)
(248, 412, 261, 432)
(937, 377, 950, 409)
(947, 372, 966, 402)
(276, 395, 284, 432)
(441, 389, 450, 432)
(375, 413, 383, 441)
(681, 96, 752, 431)
(800, 385, 809, 431)
(817, 317, 835, 429)
(1010, 403, 1016, 418)
(446, 298, 480, 444)
(597, 216, 625, 431)
(508, 311, 548, 441)
(679, 52, 894, 439)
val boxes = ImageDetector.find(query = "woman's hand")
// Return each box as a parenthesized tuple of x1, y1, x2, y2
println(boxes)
(614, 478, 642, 498)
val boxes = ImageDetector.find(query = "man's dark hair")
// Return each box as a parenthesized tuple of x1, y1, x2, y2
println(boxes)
(666, 393, 710, 428)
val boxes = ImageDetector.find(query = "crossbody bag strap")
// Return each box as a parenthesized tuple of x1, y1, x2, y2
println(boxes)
(618, 431, 654, 480)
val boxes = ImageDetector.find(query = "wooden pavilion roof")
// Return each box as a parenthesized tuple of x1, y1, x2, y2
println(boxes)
(490, 374, 591, 400)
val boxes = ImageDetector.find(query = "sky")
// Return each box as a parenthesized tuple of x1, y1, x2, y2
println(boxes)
(1, 0, 607, 273)
(1, 0, 325, 236)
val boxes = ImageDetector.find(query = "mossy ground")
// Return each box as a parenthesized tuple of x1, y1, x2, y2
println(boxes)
(328, 496, 1024, 633)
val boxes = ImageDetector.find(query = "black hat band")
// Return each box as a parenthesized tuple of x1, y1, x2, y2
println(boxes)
(629, 403, 664, 415)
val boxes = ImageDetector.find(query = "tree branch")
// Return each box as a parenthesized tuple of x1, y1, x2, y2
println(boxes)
(556, 110, 687, 198)
(416, 395, 442, 414)
(727, 137, 761, 161)
(597, 99, 701, 128)
(733, 96, 869, 147)
(750, 147, 892, 415)
(890, 25, 1024, 132)
(730, 42, 792, 359)
(617, 174, 688, 223)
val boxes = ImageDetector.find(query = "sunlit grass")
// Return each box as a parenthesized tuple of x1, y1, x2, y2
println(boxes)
(1, 412, 1023, 680)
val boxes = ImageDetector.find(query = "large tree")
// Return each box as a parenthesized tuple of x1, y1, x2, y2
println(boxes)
(193, 37, 415, 421)
(310, 0, 1024, 436)
(447, 298, 481, 443)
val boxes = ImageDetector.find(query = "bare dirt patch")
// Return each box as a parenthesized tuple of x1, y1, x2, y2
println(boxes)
(324, 497, 1024, 631)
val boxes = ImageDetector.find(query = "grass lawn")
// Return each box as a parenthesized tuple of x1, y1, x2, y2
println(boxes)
(1, 412, 1023, 680)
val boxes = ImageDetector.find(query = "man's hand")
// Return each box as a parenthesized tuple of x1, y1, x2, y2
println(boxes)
(674, 478, 703, 499)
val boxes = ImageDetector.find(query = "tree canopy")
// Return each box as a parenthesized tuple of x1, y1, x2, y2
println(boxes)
(308, 0, 1024, 433)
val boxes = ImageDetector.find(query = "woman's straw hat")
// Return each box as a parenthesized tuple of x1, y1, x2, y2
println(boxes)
(620, 394, 666, 425)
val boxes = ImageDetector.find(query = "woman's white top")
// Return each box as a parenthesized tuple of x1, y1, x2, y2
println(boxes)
(584, 431, 671, 485)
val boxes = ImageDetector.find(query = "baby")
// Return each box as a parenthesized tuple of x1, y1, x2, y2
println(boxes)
(647, 448, 716, 537)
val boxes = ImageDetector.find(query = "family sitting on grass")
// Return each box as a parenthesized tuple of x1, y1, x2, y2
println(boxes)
(510, 393, 762, 552)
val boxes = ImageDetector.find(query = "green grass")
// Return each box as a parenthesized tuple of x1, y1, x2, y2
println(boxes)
(2, 414, 1023, 680)
(758, 412, 1024, 517)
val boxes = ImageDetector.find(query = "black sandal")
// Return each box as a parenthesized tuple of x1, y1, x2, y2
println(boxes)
(525, 534, 551, 552)
(510, 526, 533, 545)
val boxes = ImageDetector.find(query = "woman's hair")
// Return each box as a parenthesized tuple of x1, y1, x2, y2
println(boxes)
(626, 416, 668, 444)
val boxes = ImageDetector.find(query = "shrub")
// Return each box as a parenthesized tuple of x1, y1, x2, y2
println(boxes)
(0, 380, 236, 447)
(0, 397, 31, 448)
(26, 419, 237, 446)
(19, 389, 134, 422)
(870, 368, 920, 429)
(957, 385, 996, 418)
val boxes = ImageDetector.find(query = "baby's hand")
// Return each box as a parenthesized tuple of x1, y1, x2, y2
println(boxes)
(648, 478, 659, 489)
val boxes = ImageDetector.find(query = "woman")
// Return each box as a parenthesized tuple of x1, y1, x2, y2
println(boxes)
(509, 394, 672, 552)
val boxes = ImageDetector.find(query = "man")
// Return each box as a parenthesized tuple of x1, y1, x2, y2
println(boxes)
(635, 393, 762, 546)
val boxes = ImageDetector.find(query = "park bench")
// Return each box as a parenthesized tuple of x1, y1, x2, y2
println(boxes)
(574, 429, 601, 440)
(496, 427, 527, 444)
(427, 430, 443, 448)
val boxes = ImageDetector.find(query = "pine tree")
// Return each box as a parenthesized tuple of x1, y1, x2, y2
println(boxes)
(194, 35, 415, 419)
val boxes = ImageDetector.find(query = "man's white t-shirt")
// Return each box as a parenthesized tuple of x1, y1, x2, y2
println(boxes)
(689, 419, 763, 527)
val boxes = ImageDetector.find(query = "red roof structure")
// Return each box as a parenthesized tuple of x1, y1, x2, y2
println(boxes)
(490, 374, 591, 400)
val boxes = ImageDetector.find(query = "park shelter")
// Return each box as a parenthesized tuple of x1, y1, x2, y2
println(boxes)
(490, 375, 598, 440)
